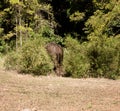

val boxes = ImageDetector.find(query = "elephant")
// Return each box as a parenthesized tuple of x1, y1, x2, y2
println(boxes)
(45, 42, 64, 76)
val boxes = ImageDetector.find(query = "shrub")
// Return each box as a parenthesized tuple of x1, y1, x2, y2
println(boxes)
(87, 35, 120, 79)
(4, 51, 21, 70)
(5, 37, 54, 75)
(0, 39, 8, 54)
(63, 35, 120, 79)
(63, 36, 90, 78)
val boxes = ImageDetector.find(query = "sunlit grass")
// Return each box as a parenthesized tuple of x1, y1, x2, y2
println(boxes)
(0, 70, 120, 111)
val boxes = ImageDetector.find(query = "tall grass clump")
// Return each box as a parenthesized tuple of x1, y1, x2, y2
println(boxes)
(63, 36, 90, 78)
(4, 51, 21, 70)
(4, 37, 54, 75)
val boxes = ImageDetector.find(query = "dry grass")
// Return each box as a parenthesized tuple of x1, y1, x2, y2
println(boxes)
(0, 56, 4, 70)
(0, 69, 120, 111)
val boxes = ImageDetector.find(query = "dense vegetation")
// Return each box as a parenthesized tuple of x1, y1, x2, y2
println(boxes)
(0, 0, 120, 79)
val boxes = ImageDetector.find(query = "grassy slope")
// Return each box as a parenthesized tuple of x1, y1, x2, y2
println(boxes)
(0, 69, 120, 111)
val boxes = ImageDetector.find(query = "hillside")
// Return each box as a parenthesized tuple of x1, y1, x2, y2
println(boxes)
(0, 69, 120, 111)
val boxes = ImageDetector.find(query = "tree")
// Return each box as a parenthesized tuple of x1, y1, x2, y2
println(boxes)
(0, 0, 56, 50)
(85, 0, 120, 39)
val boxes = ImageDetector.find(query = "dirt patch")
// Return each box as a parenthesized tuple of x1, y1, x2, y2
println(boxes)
(0, 70, 120, 111)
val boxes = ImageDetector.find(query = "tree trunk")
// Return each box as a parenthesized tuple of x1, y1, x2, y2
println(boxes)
(15, 16, 18, 50)
(19, 7, 22, 47)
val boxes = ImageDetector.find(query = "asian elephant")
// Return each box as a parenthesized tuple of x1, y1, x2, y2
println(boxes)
(45, 42, 64, 76)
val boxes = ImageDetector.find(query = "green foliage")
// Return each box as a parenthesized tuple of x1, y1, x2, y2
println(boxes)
(63, 35, 120, 79)
(93, 0, 117, 11)
(0, 39, 8, 53)
(69, 11, 85, 22)
(85, 0, 120, 38)
(0, 0, 56, 50)
(87, 35, 120, 79)
(4, 37, 54, 75)
(9, 0, 20, 4)
(0, 28, 4, 36)
(63, 36, 90, 78)
(36, 24, 64, 45)
(4, 51, 20, 70)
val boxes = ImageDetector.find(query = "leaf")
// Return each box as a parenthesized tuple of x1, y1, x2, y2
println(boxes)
(3, 8, 10, 12)
(69, 11, 85, 22)
(3, 31, 15, 39)
(9, 0, 19, 4)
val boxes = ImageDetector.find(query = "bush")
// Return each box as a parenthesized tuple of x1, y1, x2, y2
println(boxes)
(63, 35, 120, 79)
(87, 35, 120, 79)
(5, 37, 54, 75)
(0, 39, 8, 54)
(63, 36, 90, 78)
(4, 51, 21, 70)
(4, 34, 120, 79)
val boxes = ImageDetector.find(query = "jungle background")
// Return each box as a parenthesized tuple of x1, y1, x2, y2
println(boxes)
(0, 0, 120, 79)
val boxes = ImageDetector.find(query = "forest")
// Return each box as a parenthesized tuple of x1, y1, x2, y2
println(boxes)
(0, 0, 120, 79)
